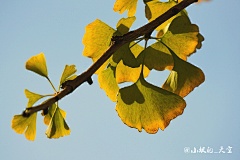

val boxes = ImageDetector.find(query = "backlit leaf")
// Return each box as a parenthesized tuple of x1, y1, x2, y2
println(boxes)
(145, 0, 187, 31)
(59, 65, 77, 86)
(24, 89, 48, 108)
(45, 103, 70, 138)
(161, 16, 201, 60)
(11, 113, 37, 141)
(43, 103, 67, 125)
(116, 75, 186, 133)
(98, 66, 119, 102)
(162, 46, 205, 97)
(116, 17, 136, 35)
(25, 52, 48, 78)
(82, 19, 115, 74)
(138, 41, 174, 71)
(113, 0, 138, 17)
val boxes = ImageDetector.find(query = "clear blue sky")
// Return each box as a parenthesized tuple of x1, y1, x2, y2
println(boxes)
(1, 0, 239, 160)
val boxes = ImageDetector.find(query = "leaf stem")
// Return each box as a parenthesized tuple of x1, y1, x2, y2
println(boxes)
(47, 77, 57, 93)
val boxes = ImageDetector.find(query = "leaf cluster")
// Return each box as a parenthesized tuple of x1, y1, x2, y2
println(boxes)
(12, 0, 208, 140)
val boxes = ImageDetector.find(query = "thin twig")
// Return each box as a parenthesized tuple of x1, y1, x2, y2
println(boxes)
(23, 0, 198, 116)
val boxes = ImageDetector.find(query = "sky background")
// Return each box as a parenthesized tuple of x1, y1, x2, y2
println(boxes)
(1, 0, 239, 160)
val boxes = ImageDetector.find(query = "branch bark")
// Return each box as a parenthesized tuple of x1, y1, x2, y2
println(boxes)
(23, 0, 198, 116)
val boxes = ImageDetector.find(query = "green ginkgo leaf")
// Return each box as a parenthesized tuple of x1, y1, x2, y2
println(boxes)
(113, 0, 138, 17)
(116, 75, 186, 133)
(162, 46, 205, 97)
(161, 16, 201, 61)
(45, 103, 70, 139)
(25, 89, 49, 108)
(59, 65, 77, 86)
(11, 113, 37, 141)
(25, 52, 48, 78)
(145, 0, 187, 31)
(98, 66, 119, 102)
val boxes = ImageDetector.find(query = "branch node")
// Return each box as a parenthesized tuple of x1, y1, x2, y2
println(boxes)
(22, 109, 31, 117)
(86, 77, 93, 85)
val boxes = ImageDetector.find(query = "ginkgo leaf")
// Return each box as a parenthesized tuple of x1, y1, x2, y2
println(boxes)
(83, 17, 137, 74)
(116, 60, 142, 83)
(161, 16, 201, 61)
(43, 103, 67, 125)
(82, 19, 116, 74)
(162, 44, 205, 97)
(116, 74, 186, 133)
(24, 89, 49, 108)
(110, 42, 150, 83)
(145, 0, 187, 31)
(45, 103, 70, 138)
(25, 52, 48, 78)
(137, 41, 174, 71)
(98, 66, 119, 102)
(113, 0, 138, 17)
(116, 17, 136, 35)
(59, 65, 77, 86)
(11, 113, 37, 141)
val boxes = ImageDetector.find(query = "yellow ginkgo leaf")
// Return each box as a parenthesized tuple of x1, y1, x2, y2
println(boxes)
(162, 44, 205, 97)
(145, 0, 187, 31)
(43, 103, 66, 125)
(25, 52, 48, 78)
(113, 0, 138, 17)
(45, 103, 70, 139)
(98, 66, 119, 102)
(161, 16, 201, 60)
(116, 16, 136, 35)
(59, 65, 77, 86)
(138, 41, 174, 71)
(116, 60, 142, 83)
(24, 89, 48, 108)
(11, 113, 37, 141)
(116, 75, 186, 133)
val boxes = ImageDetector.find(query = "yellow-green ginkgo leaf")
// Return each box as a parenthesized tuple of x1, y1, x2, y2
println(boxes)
(43, 103, 66, 125)
(82, 19, 116, 74)
(25, 52, 48, 78)
(116, 75, 186, 133)
(116, 16, 136, 35)
(25, 89, 49, 108)
(11, 113, 37, 141)
(116, 60, 142, 83)
(59, 65, 77, 86)
(45, 103, 70, 139)
(145, 0, 187, 31)
(161, 16, 200, 61)
(98, 66, 119, 102)
(162, 46, 205, 97)
(178, 0, 211, 3)
(138, 41, 174, 71)
(113, 0, 138, 17)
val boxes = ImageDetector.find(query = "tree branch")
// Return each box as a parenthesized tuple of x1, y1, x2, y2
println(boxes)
(23, 0, 198, 116)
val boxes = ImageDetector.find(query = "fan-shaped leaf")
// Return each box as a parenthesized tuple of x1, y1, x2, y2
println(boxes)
(43, 103, 66, 125)
(98, 66, 119, 102)
(116, 75, 186, 133)
(161, 16, 201, 60)
(113, 0, 138, 17)
(59, 65, 77, 86)
(45, 103, 70, 139)
(25, 52, 48, 78)
(162, 46, 205, 97)
(24, 89, 48, 108)
(145, 0, 187, 31)
(11, 113, 37, 141)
